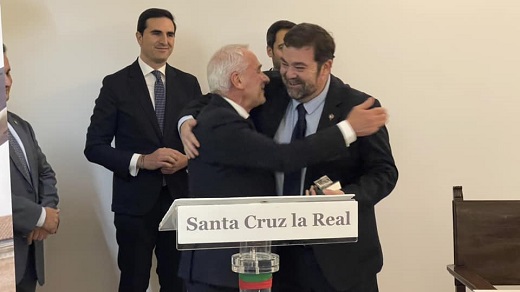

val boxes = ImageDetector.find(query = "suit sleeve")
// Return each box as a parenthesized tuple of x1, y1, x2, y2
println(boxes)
(195, 109, 348, 172)
(178, 93, 212, 120)
(84, 76, 134, 177)
(12, 196, 42, 235)
(12, 121, 58, 235)
(342, 99, 398, 206)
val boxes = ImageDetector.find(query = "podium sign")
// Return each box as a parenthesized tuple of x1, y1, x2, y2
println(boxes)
(160, 195, 357, 250)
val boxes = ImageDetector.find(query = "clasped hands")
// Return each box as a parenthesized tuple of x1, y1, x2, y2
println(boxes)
(142, 148, 188, 174)
(27, 207, 60, 244)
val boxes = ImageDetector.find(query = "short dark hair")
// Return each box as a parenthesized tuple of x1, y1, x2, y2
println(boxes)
(137, 8, 176, 35)
(283, 23, 335, 66)
(2, 44, 6, 53)
(266, 20, 296, 49)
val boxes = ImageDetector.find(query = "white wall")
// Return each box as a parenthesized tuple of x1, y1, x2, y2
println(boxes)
(2, 0, 520, 291)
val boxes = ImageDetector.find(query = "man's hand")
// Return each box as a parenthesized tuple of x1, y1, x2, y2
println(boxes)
(346, 97, 388, 137)
(305, 185, 345, 196)
(27, 228, 49, 245)
(142, 148, 181, 170)
(180, 119, 200, 159)
(42, 207, 60, 234)
(161, 150, 188, 174)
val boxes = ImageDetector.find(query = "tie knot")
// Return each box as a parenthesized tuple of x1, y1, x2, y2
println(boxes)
(152, 70, 162, 81)
(296, 103, 306, 117)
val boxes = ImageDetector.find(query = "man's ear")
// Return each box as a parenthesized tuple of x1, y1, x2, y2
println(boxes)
(266, 46, 273, 58)
(136, 32, 143, 46)
(230, 71, 243, 89)
(320, 59, 333, 76)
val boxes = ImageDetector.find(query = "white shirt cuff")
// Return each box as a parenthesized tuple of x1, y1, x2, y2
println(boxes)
(337, 121, 357, 146)
(129, 153, 141, 177)
(36, 207, 46, 227)
(178, 115, 195, 133)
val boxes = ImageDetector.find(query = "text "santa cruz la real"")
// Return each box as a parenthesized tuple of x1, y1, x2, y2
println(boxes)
(186, 212, 351, 231)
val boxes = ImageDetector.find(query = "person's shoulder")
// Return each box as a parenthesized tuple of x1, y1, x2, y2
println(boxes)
(7, 111, 28, 124)
(7, 111, 33, 131)
(330, 74, 372, 102)
(264, 70, 284, 89)
(166, 64, 199, 81)
(101, 60, 138, 83)
(197, 95, 243, 126)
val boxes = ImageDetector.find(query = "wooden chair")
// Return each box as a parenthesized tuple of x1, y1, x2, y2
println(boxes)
(447, 186, 520, 291)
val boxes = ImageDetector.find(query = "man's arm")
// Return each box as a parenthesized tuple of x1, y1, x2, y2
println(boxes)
(342, 123, 398, 206)
(11, 120, 60, 236)
(193, 107, 352, 172)
(178, 94, 212, 158)
(182, 97, 388, 159)
(11, 195, 44, 235)
(84, 77, 135, 176)
(27, 123, 59, 209)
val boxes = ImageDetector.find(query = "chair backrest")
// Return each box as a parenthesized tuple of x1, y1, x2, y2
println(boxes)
(453, 186, 520, 285)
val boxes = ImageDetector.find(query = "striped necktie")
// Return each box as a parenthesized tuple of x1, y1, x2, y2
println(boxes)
(152, 70, 166, 133)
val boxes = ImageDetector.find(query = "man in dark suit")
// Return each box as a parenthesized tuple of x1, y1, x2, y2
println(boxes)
(181, 23, 397, 292)
(4, 45, 60, 292)
(178, 44, 387, 292)
(84, 8, 201, 292)
(265, 23, 397, 292)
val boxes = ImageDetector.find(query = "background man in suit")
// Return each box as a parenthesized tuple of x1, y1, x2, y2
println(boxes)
(266, 20, 296, 71)
(179, 44, 387, 292)
(180, 23, 397, 292)
(84, 8, 201, 292)
(4, 44, 60, 292)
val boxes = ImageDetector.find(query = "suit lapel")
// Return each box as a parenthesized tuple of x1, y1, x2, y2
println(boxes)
(163, 65, 178, 137)
(7, 113, 36, 188)
(317, 76, 346, 131)
(128, 60, 163, 138)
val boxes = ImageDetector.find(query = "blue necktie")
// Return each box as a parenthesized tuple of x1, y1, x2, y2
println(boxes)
(8, 129, 32, 185)
(152, 70, 166, 133)
(283, 103, 306, 195)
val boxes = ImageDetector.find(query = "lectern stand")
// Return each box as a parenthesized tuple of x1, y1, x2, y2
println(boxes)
(159, 195, 358, 291)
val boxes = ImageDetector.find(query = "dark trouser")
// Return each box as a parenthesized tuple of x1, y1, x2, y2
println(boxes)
(273, 246, 378, 292)
(16, 245, 37, 292)
(114, 187, 183, 292)
(185, 281, 238, 292)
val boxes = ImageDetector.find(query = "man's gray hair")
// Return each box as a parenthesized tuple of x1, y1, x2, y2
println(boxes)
(207, 44, 249, 94)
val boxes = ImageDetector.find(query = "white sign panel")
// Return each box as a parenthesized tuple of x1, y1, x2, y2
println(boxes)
(168, 195, 357, 248)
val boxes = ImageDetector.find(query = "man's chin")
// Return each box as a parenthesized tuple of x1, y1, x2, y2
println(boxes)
(286, 88, 304, 100)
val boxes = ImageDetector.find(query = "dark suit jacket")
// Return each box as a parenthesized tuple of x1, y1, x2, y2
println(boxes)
(179, 94, 350, 288)
(84, 60, 201, 215)
(255, 74, 398, 291)
(9, 112, 59, 285)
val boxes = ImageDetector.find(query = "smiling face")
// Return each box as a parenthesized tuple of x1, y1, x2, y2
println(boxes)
(238, 50, 270, 111)
(136, 17, 175, 69)
(280, 46, 331, 103)
(3, 55, 12, 101)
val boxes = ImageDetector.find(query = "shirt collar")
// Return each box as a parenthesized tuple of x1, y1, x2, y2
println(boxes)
(221, 96, 250, 119)
(138, 57, 166, 77)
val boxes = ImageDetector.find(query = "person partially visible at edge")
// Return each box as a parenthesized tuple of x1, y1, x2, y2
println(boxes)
(4, 44, 61, 292)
